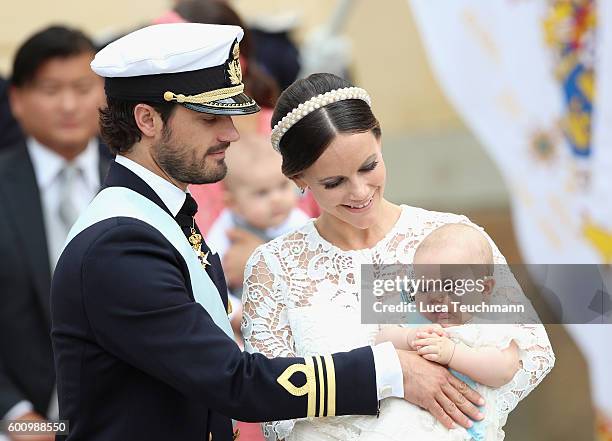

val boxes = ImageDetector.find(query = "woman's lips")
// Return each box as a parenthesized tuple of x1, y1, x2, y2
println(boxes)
(342, 195, 374, 213)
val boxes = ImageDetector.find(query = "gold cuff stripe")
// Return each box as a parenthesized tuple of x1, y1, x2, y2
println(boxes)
(304, 357, 317, 417)
(276, 358, 317, 417)
(276, 356, 334, 418)
(163, 84, 245, 105)
(324, 354, 336, 417)
(315, 356, 325, 417)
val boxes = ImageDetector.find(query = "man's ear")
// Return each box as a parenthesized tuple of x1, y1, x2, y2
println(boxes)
(134, 103, 162, 138)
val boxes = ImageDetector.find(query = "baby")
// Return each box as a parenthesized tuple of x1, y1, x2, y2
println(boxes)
(207, 132, 309, 258)
(206, 133, 309, 335)
(375, 223, 520, 441)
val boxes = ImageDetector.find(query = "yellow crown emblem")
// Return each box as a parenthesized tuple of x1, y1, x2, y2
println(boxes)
(228, 41, 242, 86)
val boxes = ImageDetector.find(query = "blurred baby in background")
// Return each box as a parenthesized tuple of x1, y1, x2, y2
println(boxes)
(206, 132, 310, 340)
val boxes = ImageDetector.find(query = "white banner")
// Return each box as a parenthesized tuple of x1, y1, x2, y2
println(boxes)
(409, 0, 611, 415)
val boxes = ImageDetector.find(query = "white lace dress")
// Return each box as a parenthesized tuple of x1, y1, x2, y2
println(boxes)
(242, 205, 555, 441)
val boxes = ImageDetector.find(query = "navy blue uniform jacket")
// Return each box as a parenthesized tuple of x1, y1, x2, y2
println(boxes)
(50, 161, 378, 441)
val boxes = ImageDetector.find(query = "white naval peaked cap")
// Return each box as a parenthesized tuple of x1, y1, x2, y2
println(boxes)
(91, 23, 259, 115)
(91, 23, 244, 77)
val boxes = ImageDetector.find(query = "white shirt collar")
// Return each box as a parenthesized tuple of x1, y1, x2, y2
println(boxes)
(27, 137, 100, 191)
(115, 155, 187, 216)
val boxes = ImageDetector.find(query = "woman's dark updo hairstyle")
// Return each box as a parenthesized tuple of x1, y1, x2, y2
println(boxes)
(271, 73, 382, 178)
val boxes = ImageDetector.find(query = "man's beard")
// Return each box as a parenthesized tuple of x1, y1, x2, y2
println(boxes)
(153, 125, 229, 185)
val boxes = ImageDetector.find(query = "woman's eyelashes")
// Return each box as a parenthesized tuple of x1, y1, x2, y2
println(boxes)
(362, 160, 379, 172)
(323, 178, 343, 189)
(322, 161, 379, 190)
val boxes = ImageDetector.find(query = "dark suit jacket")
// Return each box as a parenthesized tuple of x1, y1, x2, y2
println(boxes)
(50, 161, 378, 441)
(0, 140, 111, 417)
(0, 77, 23, 150)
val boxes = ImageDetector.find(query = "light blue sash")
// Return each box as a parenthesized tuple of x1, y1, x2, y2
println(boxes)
(64, 187, 233, 339)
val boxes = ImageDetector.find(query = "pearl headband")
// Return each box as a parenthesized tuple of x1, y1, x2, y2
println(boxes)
(270, 87, 372, 151)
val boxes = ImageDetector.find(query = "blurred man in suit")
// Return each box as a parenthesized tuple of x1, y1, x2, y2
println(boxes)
(0, 77, 23, 149)
(0, 25, 109, 441)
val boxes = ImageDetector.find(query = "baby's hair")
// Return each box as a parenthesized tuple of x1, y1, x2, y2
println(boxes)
(415, 223, 494, 276)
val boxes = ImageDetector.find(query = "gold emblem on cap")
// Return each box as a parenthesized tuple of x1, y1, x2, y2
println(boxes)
(228, 41, 242, 86)
(162, 41, 250, 108)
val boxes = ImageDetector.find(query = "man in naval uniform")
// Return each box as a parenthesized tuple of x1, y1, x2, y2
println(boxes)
(50, 23, 484, 441)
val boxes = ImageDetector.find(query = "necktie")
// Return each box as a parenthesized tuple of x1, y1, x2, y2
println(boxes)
(57, 163, 82, 235)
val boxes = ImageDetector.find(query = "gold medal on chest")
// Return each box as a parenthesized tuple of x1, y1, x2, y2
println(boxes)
(188, 226, 210, 269)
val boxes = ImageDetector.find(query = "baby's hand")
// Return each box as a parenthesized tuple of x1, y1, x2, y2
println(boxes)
(414, 324, 447, 339)
(412, 335, 456, 365)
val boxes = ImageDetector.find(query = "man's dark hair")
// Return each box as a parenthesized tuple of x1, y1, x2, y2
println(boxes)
(99, 98, 176, 154)
(11, 25, 96, 87)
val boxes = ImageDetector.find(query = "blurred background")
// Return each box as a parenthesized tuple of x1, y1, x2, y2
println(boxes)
(1, 1, 610, 440)
(0, 0, 507, 237)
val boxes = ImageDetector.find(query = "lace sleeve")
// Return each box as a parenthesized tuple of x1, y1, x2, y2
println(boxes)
(241, 245, 298, 441)
(460, 218, 556, 417)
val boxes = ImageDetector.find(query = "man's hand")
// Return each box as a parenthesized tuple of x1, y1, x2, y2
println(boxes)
(396, 350, 484, 430)
(222, 228, 264, 288)
(8, 411, 55, 441)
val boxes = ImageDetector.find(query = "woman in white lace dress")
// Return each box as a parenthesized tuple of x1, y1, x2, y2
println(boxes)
(242, 73, 555, 441)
